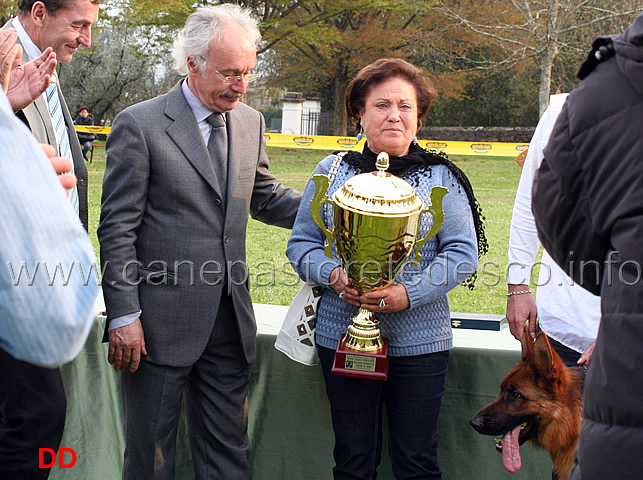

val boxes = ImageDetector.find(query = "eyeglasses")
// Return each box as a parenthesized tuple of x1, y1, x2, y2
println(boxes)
(213, 68, 258, 84)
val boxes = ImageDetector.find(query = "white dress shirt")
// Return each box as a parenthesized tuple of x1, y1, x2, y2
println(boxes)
(507, 93, 600, 352)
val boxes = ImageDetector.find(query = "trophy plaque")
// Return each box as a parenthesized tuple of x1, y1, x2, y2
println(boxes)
(310, 152, 447, 380)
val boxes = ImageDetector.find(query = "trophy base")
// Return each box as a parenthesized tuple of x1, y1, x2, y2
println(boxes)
(343, 307, 383, 351)
(331, 334, 389, 380)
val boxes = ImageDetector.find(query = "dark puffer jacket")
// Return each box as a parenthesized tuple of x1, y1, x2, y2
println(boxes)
(74, 114, 96, 144)
(532, 13, 643, 480)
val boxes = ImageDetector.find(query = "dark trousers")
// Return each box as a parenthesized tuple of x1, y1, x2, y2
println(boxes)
(121, 293, 252, 480)
(547, 336, 582, 368)
(544, 335, 583, 480)
(0, 347, 67, 480)
(318, 345, 450, 480)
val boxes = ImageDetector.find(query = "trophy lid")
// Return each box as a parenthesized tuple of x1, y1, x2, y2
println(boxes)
(333, 152, 424, 216)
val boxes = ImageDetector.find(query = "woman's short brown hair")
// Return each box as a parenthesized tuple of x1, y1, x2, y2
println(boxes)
(345, 58, 437, 132)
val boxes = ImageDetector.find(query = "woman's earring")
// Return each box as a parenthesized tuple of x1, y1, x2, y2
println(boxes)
(412, 136, 418, 145)
(357, 128, 365, 141)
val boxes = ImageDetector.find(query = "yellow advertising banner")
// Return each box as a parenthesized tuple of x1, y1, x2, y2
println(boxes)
(417, 139, 528, 157)
(261, 133, 528, 157)
(75, 126, 111, 134)
(76, 127, 528, 158)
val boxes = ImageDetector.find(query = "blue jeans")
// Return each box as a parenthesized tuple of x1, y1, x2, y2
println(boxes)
(318, 345, 450, 480)
(82, 140, 92, 158)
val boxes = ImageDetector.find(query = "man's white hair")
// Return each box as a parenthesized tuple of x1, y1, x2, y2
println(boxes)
(172, 4, 261, 76)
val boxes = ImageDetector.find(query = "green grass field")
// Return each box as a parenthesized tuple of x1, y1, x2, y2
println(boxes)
(88, 146, 527, 315)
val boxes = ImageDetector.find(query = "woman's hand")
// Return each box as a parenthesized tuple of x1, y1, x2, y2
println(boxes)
(329, 267, 360, 305)
(331, 268, 410, 313)
(358, 284, 410, 313)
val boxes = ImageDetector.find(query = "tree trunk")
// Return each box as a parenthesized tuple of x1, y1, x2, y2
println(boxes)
(333, 61, 348, 136)
(538, 42, 558, 117)
(538, 3, 560, 117)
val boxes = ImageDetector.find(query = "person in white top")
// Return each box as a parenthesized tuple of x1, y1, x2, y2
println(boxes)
(506, 93, 600, 366)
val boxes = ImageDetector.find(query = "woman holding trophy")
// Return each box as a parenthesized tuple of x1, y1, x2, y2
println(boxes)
(286, 58, 486, 479)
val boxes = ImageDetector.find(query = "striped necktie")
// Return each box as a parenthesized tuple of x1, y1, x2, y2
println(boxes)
(46, 75, 79, 215)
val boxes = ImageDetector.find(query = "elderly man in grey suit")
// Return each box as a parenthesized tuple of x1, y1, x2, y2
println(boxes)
(98, 5, 301, 479)
(1, 1, 103, 478)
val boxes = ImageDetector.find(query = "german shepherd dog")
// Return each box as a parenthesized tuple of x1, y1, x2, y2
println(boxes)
(470, 326, 584, 480)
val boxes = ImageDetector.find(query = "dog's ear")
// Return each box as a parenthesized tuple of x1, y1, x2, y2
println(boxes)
(520, 325, 534, 362)
(532, 332, 562, 381)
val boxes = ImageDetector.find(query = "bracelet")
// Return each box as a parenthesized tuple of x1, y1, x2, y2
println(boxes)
(506, 290, 532, 297)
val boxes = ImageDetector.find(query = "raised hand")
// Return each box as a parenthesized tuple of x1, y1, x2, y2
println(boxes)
(1, 29, 57, 112)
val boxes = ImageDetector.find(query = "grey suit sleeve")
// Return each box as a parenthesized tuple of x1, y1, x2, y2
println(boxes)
(249, 113, 301, 228)
(98, 109, 151, 321)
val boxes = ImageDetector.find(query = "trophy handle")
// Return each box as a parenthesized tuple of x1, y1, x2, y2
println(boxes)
(411, 186, 449, 267)
(310, 174, 334, 259)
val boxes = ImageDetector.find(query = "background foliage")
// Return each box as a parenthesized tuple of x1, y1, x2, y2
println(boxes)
(1, 0, 640, 129)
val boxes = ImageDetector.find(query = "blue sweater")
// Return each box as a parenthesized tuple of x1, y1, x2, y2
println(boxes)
(286, 153, 478, 357)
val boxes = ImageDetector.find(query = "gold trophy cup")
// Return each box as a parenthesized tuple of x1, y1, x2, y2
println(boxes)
(310, 152, 448, 379)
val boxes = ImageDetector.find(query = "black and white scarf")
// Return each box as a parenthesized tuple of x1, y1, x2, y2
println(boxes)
(339, 142, 488, 289)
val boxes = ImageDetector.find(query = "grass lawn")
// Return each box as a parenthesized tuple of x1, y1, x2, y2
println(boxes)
(88, 146, 526, 315)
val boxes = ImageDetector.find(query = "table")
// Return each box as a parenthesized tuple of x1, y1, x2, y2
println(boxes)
(51, 297, 551, 479)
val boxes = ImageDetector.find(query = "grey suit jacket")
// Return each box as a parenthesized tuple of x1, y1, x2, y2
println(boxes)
(98, 81, 301, 366)
(3, 19, 89, 230)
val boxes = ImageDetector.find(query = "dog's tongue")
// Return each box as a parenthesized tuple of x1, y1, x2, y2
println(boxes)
(501, 425, 522, 473)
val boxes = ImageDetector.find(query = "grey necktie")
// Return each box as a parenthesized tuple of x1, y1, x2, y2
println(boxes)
(206, 112, 228, 197)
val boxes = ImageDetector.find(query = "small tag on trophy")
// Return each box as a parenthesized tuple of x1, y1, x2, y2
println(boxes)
(332, 335, 389, 380)
(344, 355, 377, 372)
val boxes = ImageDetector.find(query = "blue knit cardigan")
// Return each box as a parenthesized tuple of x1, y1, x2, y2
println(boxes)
(286, 153, 478, 357)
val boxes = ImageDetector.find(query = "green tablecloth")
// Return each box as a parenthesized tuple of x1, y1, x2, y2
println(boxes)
(50, 300, 550, 479)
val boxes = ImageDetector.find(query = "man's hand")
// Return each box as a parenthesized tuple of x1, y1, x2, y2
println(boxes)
(0, 29, 21, 93)
(578, 342, 595, 366)
(108, 319, 147, 373)
(506, 284, 537, 340)
(0, 29, 57, 112)
(39, 144, 77, 191)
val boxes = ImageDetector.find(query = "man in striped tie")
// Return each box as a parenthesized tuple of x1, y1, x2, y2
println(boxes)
(1, 1, 105, 478)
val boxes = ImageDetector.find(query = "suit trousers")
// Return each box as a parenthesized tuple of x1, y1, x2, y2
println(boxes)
(0, 347, 67, 480)
(121, 292, 252, 480)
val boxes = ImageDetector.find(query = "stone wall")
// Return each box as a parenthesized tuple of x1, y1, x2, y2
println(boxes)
(418, 126, 535, 143)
